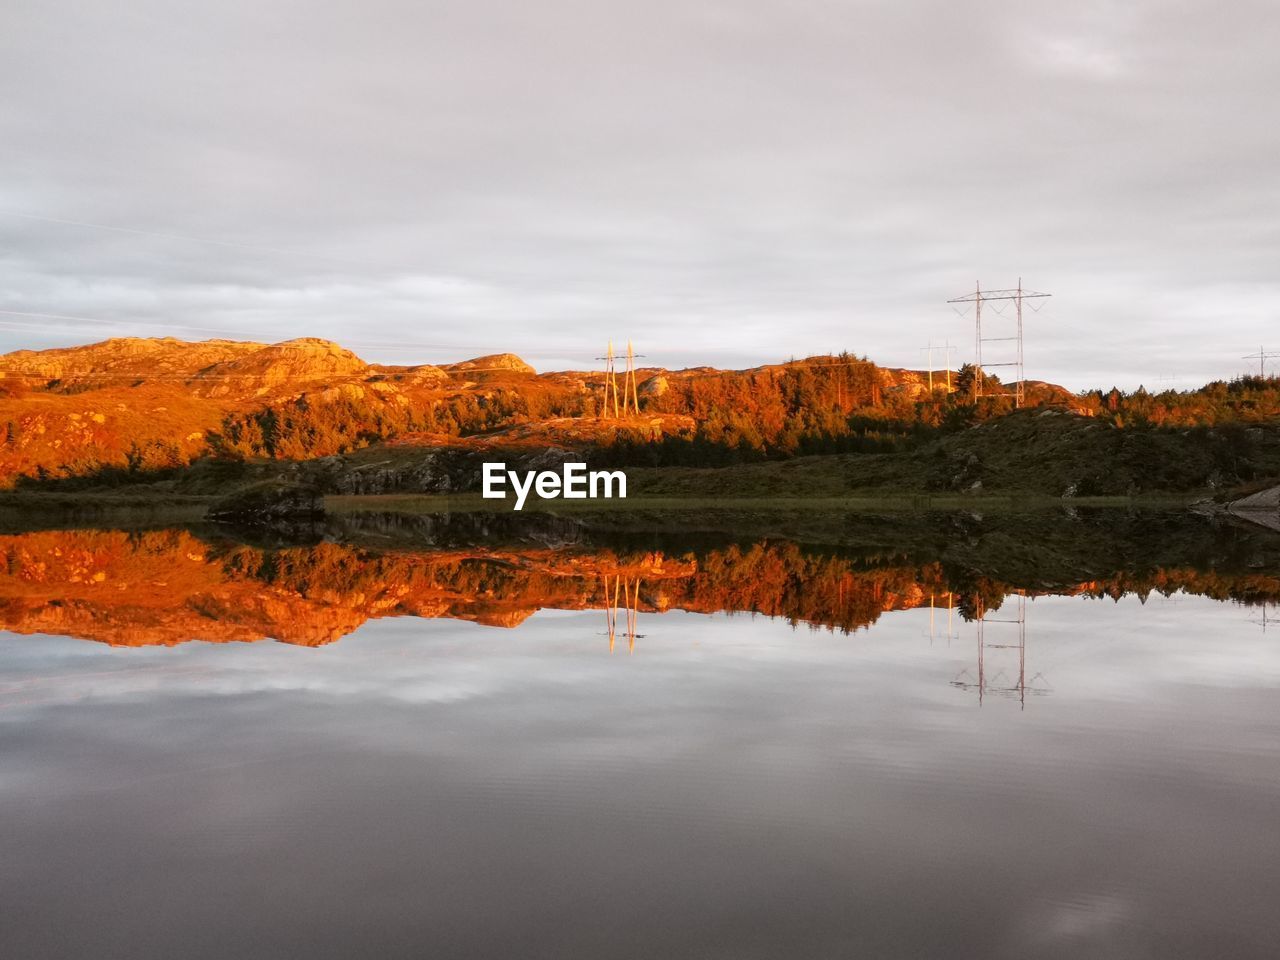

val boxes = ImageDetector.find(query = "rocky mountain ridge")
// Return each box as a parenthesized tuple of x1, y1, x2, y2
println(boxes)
(0, 335, 1051, 487)
(0, 335, 991, 400)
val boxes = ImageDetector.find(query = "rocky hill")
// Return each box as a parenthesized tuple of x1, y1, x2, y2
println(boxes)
(0, 336, 263, 383)
(7, 334, 1276, 497)
(0, 335, 1068, 488)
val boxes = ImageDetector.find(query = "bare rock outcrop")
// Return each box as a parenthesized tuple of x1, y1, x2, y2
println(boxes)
(639, 374, 669, 397)
(195, 338, 369, 396)
(0, 336, 260, 383)
(445, 353, 535, 375)
(1226, 483, 1280, 533)
(207, 480, 325, 522)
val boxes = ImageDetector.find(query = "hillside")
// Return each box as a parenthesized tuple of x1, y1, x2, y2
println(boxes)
(0, 335, 1063, 487)
(0, 336, 568, 484)
(2, 335, 1279, 500)
(621, 408, 1280, 498)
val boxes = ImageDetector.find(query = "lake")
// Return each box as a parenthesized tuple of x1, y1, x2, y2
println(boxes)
(1, 511, 1278, 958)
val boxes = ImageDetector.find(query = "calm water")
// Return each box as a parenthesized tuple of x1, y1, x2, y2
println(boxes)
(1, 520, 1279, 958)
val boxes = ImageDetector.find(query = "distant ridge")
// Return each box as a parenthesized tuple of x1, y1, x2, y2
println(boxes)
(2, 333, 1273, 491)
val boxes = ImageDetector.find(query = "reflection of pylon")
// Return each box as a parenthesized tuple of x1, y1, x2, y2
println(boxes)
(1244, 602, 1278, 632)
(595, 340, 645, 417)
(924, 591, 959, 646)
(602, 574, 643, 653)
(951, 592, 1050, 708)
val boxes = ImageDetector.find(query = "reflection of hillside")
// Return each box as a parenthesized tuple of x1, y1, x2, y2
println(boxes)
(1, 526, 1279, 647)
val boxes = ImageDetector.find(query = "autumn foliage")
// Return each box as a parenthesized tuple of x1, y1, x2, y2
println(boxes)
(0, 336, 1278, 488)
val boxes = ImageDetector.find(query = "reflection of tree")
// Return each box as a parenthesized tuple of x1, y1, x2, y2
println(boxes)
(2, 527, 1280, 647)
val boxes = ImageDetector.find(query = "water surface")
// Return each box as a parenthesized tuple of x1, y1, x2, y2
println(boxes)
(1, 515, 1278, 958)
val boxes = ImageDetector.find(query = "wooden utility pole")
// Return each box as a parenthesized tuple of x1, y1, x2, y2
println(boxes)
(597, 340, 645, 416)
(624, 340, 642, 415)
(921, 340, 957, 394)
(596, 340, 620, 417)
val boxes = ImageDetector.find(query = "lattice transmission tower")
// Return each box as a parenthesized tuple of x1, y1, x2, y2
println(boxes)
(947, 280, 1050, 406)
(1242, 346, 1280, 378)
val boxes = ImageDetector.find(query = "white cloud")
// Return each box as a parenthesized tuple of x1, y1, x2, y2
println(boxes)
(0, 0, 1277, 388)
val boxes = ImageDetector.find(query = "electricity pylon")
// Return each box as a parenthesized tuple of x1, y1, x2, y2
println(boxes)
(947, 280, 1050, 406)
(596, 340, 645, 416)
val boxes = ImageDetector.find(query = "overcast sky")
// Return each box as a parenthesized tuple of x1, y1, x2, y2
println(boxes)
(2, 0, 1277, 389)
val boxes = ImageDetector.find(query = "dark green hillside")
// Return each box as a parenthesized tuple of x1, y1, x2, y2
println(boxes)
(624, 409, 1280, 499)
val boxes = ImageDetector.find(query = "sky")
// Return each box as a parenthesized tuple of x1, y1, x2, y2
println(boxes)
(1, 0, 1278, 390)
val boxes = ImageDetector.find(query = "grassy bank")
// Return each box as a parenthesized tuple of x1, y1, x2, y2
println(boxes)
(0, 491, 211, 531)
(0, 482, 1192, 536)
(325, 490, 1192, 517)
(2, 403, 1274, 523)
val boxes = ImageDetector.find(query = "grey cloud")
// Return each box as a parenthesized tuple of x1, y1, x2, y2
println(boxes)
(1, 0, 1277, 387)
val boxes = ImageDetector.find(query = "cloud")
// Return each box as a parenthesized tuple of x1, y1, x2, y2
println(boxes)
(1, 0, 1277, 388)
